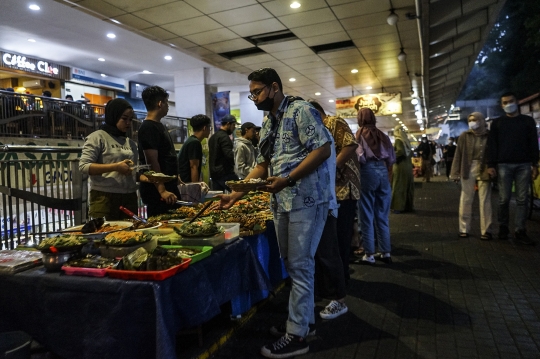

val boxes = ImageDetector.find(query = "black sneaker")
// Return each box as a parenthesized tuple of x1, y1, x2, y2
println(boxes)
(269, 323, 316, 338)
(515, 230, 535, 245)
(261, 333, 309, 358)
(498, 225, 509, 240)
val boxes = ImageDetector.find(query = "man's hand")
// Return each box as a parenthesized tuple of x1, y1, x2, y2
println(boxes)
(532, 166, 538, 180)
(116, 159, 133, 175)
(487, 168, 497, 178)
(160, 190, 177, 205)
(263, 176, 288, 194)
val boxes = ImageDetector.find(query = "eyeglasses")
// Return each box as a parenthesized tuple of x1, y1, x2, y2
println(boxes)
(248, 85, 269, 101)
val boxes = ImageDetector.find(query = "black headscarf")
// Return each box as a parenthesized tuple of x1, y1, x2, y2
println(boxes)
(101, 98, 132, 137)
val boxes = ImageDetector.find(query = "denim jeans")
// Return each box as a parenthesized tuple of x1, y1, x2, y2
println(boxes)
(497, 163, 531, 232)
(359, 161, 392, 254)
(273, 202, 329, 338)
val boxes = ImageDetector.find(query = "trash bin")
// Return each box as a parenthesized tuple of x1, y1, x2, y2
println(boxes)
(0, 331, 32, 359)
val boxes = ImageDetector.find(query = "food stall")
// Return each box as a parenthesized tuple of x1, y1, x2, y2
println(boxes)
(0, 190, 285, 359)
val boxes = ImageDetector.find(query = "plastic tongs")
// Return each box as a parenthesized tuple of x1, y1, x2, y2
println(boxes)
(119, 206, 147, 223)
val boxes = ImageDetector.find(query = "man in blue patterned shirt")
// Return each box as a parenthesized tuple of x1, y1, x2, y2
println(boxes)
(217, 68, 336, 358)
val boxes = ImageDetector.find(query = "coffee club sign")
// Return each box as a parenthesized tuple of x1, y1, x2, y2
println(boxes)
(0, 50, 68, 79)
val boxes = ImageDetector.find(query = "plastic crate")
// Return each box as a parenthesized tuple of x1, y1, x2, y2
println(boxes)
(161, 245, 212, 264)
(106, 258, 191, 281)
(217, 223, 240, 242)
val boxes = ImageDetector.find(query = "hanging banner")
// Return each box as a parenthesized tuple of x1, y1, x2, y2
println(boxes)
(211, 91, 230, 130)
(336, 93, 402, 118)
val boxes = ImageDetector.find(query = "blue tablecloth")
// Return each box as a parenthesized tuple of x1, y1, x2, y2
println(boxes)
(0, 238, 272, 359)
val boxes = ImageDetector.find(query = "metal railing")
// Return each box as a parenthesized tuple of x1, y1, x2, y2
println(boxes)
(0, 145, 87, 249)
(0, 90, 189, 143)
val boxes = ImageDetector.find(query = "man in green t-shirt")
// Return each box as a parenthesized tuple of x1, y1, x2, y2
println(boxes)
(178, 114, 211, 183)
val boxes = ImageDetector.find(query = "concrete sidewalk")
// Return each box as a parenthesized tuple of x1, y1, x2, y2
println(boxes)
(204, 180, 540, 359)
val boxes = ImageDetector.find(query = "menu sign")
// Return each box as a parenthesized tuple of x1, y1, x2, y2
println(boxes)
(336, 93, 402, 118)
(0, 50, 69, 79)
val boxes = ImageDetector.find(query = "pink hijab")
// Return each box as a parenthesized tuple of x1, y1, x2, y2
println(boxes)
(356, 108, 392, 158)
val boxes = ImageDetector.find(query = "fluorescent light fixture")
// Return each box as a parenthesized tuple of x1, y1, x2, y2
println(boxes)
(289, 78, 296, 82)
(111, 19, 121, 24)
(290, 2, 301, 9)
(98, 58, 105, 61)
(351, 69, 358, 73)
(27, 39, 36, 42)
(164, 55, 172, 60)
(29, 4, 40, 10)
(366, 86, 372, 90)
(107, 33, 116, 39)
(315, 92, 321, 96)
(101, 74, 107, 77)
(142, 70, 152, 74)
(329, 99, 335, 103)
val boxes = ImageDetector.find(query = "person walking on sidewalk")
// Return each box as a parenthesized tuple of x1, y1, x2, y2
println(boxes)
(450, 112, 493, 240)
(216, 68, 336, 358)
(487, 92, 539, 244)
(356, 108, 396, 264)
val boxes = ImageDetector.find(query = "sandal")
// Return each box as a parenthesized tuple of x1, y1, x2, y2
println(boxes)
(458, 233, 469, 238)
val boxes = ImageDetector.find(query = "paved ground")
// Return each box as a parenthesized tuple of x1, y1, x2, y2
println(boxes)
(187, 175, 540, 359)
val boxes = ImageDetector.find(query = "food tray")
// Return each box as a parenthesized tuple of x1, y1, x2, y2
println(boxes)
(161, 245, 213, 264)
(144, 172, 177, 183)
(61, 266, 109, 277)
(225, 181, 269, 192)
(106, 258, 191, 281)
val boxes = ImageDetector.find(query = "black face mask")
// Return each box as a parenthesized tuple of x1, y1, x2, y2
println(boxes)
(255, 91, 274, 111)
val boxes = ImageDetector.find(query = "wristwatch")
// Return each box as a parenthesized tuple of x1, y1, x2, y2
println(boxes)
(286, 175, 296, 187)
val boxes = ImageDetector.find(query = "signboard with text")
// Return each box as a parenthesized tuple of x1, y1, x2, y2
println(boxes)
(336, 93, 402, 118)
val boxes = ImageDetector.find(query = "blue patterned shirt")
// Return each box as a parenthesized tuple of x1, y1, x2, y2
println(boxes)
(257, 96, 336, 212)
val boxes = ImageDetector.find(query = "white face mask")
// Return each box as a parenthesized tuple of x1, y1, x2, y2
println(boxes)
(503, 103, 518, 114)
(469, 121, 479, 130)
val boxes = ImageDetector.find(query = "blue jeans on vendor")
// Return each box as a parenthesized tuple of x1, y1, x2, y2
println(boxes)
(360, 161, 392, 255)
(497, 163, 531, 232)
(273, 202, 329, 338)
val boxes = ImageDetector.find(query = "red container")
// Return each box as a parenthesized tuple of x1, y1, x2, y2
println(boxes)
(105, 258, 191, 281)
(62, 266, 108, 277)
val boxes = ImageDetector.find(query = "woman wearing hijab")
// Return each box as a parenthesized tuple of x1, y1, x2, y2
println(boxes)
(450, 112, 493, 240)
(79, 98, 150, 220)
(391, 125, 415, 213)
(356, 108, 396, 264)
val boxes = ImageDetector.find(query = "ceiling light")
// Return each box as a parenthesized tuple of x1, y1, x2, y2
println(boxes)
(27, 39, 36, 42)
(29, 4, 40, 11)
(289, 78, 296, 82)
(111, 19, 121, 24)
(329, 99, 334, 103)
(315, 92, 321, 96)
(351, 69, 358, 73)
(417, 119, 423, 124)
(411, 98, 418, 105)
(164, 55, 172, 60)
(387, 9, 398, 26)
(366, 86, 372, 90)
(290, 2, 301, 9)
(107, 33, 116, 39)
(142, 70, 152, 74)
(397, 48, 406, 61)
(101, 74, 107, 77)
(392, 114, 397, 117)
(98, 58, 105, 61)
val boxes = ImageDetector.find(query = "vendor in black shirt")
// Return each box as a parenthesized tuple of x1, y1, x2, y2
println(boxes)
(208, 115, 239, 191)
(178, 114, 211, 183)
(137, 86, 181, 217)
(487, 92, 539, 244)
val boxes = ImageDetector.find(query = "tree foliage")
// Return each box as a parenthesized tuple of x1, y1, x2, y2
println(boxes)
(458, 0, 540, 101)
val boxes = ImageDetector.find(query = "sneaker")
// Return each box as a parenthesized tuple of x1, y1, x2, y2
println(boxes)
(261, 333, 309, 358)
(498, 225, 509, 240)
(515, 230, 534, 245)
(270, 323, 316, 338)
(360, 254, 375, 265)
(376, 252, 392, 264)
(320, 300, 348, 320)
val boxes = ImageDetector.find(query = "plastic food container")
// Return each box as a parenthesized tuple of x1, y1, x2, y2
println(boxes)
(217, 223, 240, 242)
(106, 258, 191, 281)
(62, 266, 108, 277)
(161, 245, 213, 265)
